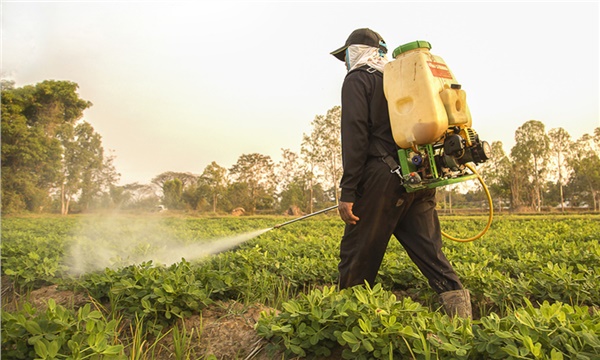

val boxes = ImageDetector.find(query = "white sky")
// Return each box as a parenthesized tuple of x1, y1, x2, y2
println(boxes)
(2, 1, 599, 185)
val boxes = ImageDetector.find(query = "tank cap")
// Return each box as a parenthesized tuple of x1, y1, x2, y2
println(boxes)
(392, 40, 432, 58)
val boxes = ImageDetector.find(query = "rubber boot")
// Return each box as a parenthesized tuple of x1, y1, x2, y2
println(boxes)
(440, 289, 472, 319)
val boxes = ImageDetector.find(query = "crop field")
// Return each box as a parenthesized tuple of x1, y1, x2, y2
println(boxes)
(1, 214, 599, 359)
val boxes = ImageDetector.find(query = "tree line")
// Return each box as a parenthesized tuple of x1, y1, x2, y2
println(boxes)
(1, 80, 117, 214)
(480, 123, 599, 212)
(2, 80, 599, 215)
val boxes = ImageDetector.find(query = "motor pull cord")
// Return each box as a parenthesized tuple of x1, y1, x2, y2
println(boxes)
(441, 162, 494, 243)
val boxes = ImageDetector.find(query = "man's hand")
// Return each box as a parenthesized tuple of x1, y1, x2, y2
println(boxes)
(338, 201, 360, 225)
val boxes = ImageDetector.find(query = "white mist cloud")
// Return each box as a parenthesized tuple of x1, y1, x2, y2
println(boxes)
(64, 215, 271, 276)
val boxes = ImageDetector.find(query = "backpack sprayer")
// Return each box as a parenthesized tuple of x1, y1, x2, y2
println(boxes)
(383, 40, 493, 242)
(275, 41, 493, 242)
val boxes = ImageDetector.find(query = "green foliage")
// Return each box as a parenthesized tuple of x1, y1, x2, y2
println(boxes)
(511, 120, 551, 210)
(479, 141, 512, 208)
(472, 299, 600, 359)
(199, 161, 228, 213)
(228, 153, 276, 213)
(163, 178, 184, 209)
(2, 215, 599, 358)
(1, 85, 62, 212)
(1, 80, 117, 214)
(569, 153, 600, 209)
(256, 283, 474, 359)
(61, 121, 115, 214)
(301, 106, 342, 202)
(1, 299, 125, 359)
(257, 284, 600, 359)
(1, 217, 76, 290)
(80, 260, 212, 330)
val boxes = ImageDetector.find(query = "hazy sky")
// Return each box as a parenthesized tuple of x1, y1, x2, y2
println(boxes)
(2, 1, 599, 185)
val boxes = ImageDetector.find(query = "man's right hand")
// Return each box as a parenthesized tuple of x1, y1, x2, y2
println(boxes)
(338, 201, 360, 225)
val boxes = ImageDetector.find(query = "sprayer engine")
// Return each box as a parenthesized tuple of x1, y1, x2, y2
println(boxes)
(398, 126, 491, 192)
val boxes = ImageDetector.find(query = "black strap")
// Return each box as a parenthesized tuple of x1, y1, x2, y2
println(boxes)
(348, 64, 381, 76)
(375, 141, 404, 182)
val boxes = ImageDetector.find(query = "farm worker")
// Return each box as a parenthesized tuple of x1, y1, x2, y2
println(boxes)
(330, 28, 471, 318)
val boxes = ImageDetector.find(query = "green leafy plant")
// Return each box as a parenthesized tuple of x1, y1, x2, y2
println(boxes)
(257, 283, 476, 359)
(257, 285, 600, 359)
(78, 260, 212, 330)
(168, 319, 198, 360)
(1, 299, 125, 359)
(472, 299, 600, 359)
(2, 215, 599, 358)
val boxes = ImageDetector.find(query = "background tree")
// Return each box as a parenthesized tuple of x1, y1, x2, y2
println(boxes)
(304, 106, 342, 202)
(300, 134, 319, 214)
(182, 184, 208, 211)
(60, 121, 117, 214)
(276, 149, 301, 192)
(1, 82, 61, 212)
(511, 120, 550, 211)
(111, 183, 159, 210)
(276, 148, 310, 213)
(163, 178, 184, 209)
(301, 106, 342, 212)
(95, 152, 121, 209)
(548, 127, 572, 212)
(479, 141, 511, 212)
(199, 161, 228, 213)
(228, 153, 276, 214)
(568, 130, 600, 210)
(219, 182, 247, 213)
(150, 171, 199, 209)
(0, 80, 113, 214)
(151, 171, 199, 191)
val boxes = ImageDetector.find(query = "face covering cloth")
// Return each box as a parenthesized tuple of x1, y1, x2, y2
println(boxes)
(345, 44, 389, 73)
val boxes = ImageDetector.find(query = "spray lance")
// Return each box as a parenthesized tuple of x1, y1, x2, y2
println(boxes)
(272, 182, 491, 242)
(273, 205, 339, 229)
(271, 167, 491, 243)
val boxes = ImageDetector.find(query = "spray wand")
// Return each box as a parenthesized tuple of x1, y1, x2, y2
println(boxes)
(273, 205, 338, 229)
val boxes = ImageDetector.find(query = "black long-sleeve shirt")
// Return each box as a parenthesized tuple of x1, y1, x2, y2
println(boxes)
(339, 66, 398, 202)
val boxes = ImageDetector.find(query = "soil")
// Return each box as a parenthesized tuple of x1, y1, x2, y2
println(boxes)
(157, 300, 278, 359)
(1, 282, 89, 313)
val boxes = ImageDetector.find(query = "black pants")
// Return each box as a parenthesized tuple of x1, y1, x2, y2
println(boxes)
(338, 157, 463, 294)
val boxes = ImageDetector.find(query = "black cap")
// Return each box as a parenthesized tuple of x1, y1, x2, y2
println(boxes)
(330, 28, 387, 61)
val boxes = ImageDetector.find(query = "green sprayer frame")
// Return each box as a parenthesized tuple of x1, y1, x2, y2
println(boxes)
(398, 144, 478, 193)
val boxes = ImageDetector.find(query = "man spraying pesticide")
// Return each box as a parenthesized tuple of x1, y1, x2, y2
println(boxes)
(273, 29, 492, 319)
(329, 28, 491, 319)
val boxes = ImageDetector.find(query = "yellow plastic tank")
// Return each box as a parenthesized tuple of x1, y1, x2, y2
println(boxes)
(383, 41, 472, 149)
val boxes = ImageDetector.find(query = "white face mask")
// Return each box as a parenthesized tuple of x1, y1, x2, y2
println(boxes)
(345, 44, 389, 73)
